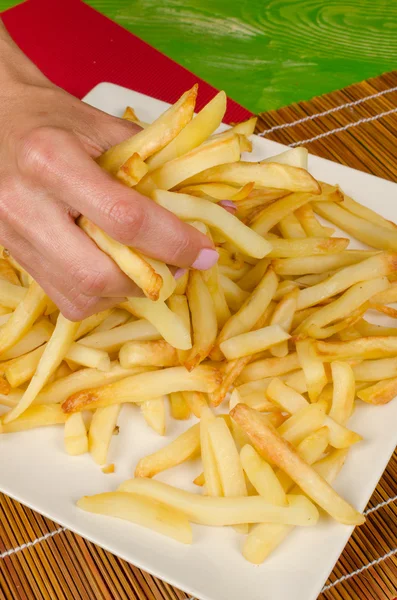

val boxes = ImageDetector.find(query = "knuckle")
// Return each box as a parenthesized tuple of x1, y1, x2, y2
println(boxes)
(17, 127, 64, 178)
(60, 303, 89, 322)
(103, 198, 145, 244)
(69, 264, 108, 297)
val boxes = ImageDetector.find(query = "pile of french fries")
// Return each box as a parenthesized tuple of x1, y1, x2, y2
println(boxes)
(2, 85, 397, 564)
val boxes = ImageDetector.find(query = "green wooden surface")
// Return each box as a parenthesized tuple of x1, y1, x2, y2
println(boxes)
(1, 0, 397, 112)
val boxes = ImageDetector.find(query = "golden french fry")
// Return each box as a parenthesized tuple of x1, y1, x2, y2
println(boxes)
(251, 191, 319, 236)
(89, 405, 121, 465)
(341, 194, 397, 231)
(122, 298, 191, 350)
(240, 445, 287, 504)
(357, 377, 397, 405)
(77, 492, 192, 544)
(200, 405, 222, 496)
(316, 336, 397, 361)
(225, 116, 257, 136)
(98, 85, 197, 173)
(181, 391, 208, 418)
(0, 259, 21, 286)
(193, 472, 205, 487)
(219, 263, 251, 281)
(214, 268, 278, 357)
(135, 423, 200, 478)
(296, 338, 331, 402)
(269, 289, 298, 358)
(0, 318, 54, 363)
(219, 275, 249, 312)
(272, 250, 377, 276)
(268, 237, 348, 258)
(352, 357, 397, 381)
(141, 397, 167, 435)
(79, 320, 160, 353)
(181, 161, 320, 194)
(240, 353, 300, 383)
(117, 153, 149, 186)
(139, 133, 241, 196)
(0, 404, 67, 433)
(231, 404, 364, 525)
(154, 190, 272, 259)
(329, 362, 355, 424)
(119, 340, 178, 368)
(179, 182, 254, 201)
(297, 252, 396, 310)
(0, 281, 47, 356)
(278, 213, 307, 239)
(237, 258, 271, 292)
(147, 91, 227, 171)
(273, 281, 300, 301)
(0, 280, 26, 309)
(277, 402, 326, 446)
(3, 315, 80, 423)
(90, 309, 130, 334)
(169, 391, 191, 420)
(0, 375, 10, 395)
(208, 417, 247, 501)
(64, 412, 88, 456)
(64, 344, 110, 372)
(313, 201, 397, 251)
(295, 277, 389, 336)
(201, 260, 231, 330)
(62, 365, 222, 413)
(185, 271, 217, 370)
(122, 106, 145, 126)
(261, 147, 308, 169)
(220, 325, 290, 361)
(79, 217, 170, 302)
(229, 387, 278, 413)
(166, 294, 191, 364)
(217, 247, 245, 270)
(75, 310, 114, 339)
(295, 204, 334, 237)
(118, 478, 319, 526)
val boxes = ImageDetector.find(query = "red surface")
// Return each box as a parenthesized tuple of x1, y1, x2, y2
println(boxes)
(2, 0, 252, 123)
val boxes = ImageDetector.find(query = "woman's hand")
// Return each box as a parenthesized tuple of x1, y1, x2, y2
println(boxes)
(0, 21, 217, 320)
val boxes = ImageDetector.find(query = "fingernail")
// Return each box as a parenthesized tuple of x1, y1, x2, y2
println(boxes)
(174, 268, 187, 280)
(192, 248, 219, 271)
(219, 200, 237, 213)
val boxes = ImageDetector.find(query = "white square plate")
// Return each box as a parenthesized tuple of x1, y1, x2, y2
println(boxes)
(1, 83, 396, 600)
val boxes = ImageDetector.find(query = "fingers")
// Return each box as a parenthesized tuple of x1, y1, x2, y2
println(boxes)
(21, 129, 218, 269)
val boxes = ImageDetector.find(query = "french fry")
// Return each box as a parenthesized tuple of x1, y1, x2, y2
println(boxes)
(89, 405, 120, 465)
(77, 492, 192, 544)
(154, 190, 272, 259)
(237, 258, 271, 292)
(193, 472, 205, 487)
(182, 391, 208, 418)
(269, 289, 298, 357)
(122, 106, 146, 127)
(352, 357, 397, 381)
(0, 389, 22, 408)
(0, 280, 26, 309)
(147, 91, 227, 171)
(297, 252, 397, 310)
(0, 281, 47, 356)
(0, 375, 10, 395)
(166, 294, 191, 364)
(219, 263, 250, 281)
(98, 85, 197, 173)
(119, 340, 178, 368)
(278, 213, 307, 239)
(0, 259, 21, 286)
(141, 397, 167, 435)
(239, 353, 300, 383)
(240, 445, 287, 504)
(62, 365, 223, 413)
(283, 370, 308, 394)
(214, 268, 278, 357)
(116, 153, 149, 186)
(219, 275, 249, 312)
(272, 250, 376, 276)
(316, 336, 397, 361)
(0, 404, 67, 433)
(118, 478, 319, 527)
(75, 310, 114, 339)
(185, 271, 217, 370)
(277, 402, 326, 446)
(261, 147, 308, 169)
(295, 204, 334, 237)
(79, 217, 168, 302)
(35, 363, 145, 406)
(297, 338, 332, 402)
(79, 320, 160, 353)
(200, 406, 222, 496)
(268, 237, 348, 258)
(229, 387, 278, 413)
(90, 309, 131, 334)
(357, 377, 397, 405)
(179, 182, 254, 201)
(341, 193, 397, 231)
(295, 277, 389, 336)
(251, 192, 319, 236)
(64, 412, 88, 456)
(231, 404, 364, 525)
(217, 247, 245, 270)
(64, 344, 110, 372)
(329, 362, 355, 424)
(220, 325, 290, 360)
(169, 391, 191, 420)
(3, 315, 80, 423)
(313, 201, 397, 251)
(135, 423, 200, 478)
(266, 378, 361, 448)
(201, 259, 231, 329)
(224, 116, 257, 136)
(181, 162, 320, 194)
(122, 298, 191, 350)
(139, 134, 241, 196)
(208, 417, 247, 501)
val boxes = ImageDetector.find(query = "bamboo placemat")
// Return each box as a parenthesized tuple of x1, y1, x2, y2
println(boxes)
(1, 71, 397, 600)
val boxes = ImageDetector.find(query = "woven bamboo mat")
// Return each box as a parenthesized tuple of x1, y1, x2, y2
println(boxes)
(1, 71, 397, 600)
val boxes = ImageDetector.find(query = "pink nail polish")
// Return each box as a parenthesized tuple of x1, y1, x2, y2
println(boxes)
(174, 268, 187, 280)
(192, 248, 219, 270)
(219, 200, 237, 213)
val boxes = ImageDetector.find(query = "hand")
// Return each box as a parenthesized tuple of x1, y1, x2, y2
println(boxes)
(0, 22, 217, 320)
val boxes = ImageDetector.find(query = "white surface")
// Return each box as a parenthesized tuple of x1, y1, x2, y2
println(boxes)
(1, 82, 397, 600)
